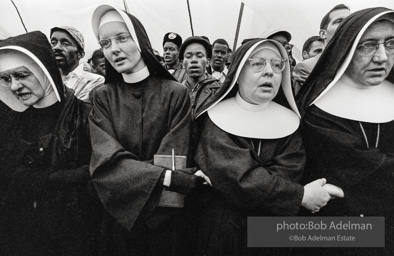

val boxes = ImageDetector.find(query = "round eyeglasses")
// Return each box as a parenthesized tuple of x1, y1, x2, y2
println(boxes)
(248, 57, 287, 73)
(357, 38, 394, 56)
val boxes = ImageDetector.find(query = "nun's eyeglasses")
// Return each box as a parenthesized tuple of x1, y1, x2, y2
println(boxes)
(248, 57, 287, 73)
(98, 34, 132, 49)
(0, 72, 31, 87)
(357, 38, 394, 55)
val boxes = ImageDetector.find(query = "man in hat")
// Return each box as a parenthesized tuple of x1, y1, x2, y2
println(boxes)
(162, 32, 187, 83)
(179, 36, 221, 119)
(50, 26, 104, 102)
(261, 28, 295, 67)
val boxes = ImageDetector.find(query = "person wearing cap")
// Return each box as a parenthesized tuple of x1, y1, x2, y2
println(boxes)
(293, 4, 351, 95)
(261, 28, 295, 67)
(90, 5, 208, 256)
(0, 31, 102, 256)
(192, 38, 337, 256)
(179, 36, 221, 119)
(210, 38, 230, 84)
(296, 7, 394, 256)
(163, 32, 188, 83)
(50, 25, 104, 102)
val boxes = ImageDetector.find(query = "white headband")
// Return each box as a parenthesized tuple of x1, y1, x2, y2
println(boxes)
(0, 48, 59, 110)
(99, 10, 125, 29)
(251, 42, 281, 57)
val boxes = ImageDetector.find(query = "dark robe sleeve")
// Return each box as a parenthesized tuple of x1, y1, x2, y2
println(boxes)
(302, 106, 394, 215)
(194, 115, 304, 216)
(89, 85, 192, 231)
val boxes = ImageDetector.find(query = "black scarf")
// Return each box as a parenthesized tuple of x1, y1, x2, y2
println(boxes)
(103, 10, 176, 84)
(195, 38, 292, 118)
(0, 31, 65, 102)
(296, 7, 394, 117)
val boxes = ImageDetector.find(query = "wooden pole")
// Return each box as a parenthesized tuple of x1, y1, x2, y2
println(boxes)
(186, 0, 195, 36)
(11, 0, 28, 33)
(123, 0, 130, 12)
(233, 2, 244, 51)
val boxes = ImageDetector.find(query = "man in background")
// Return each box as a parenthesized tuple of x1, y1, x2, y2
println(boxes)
(261, 28, 297, 72)
(163, 32, 187, 83)
(293, 4, 351, 95)
(301, 36, 324, 60)
(50, 26, 104, 102)
(180, 36, 220, 118)
(210, 38, 230, 84)
(90, 48, 106, 77)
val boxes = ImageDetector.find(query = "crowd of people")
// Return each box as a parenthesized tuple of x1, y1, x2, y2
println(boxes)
(0, 3, 394, 256)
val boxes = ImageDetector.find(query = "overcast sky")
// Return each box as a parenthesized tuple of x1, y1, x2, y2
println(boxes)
(2, 0, 394, 60)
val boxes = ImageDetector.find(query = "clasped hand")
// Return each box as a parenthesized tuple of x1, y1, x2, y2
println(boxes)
(302, 178, 344, 213)
(168, 169, 211, 195)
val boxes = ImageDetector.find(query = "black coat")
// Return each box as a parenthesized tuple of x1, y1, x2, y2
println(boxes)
(294, 7, 394, 256)
(90, 6, 194, 256)
(297, 106, 394, 256)
(194, 115, 304, 256)
(0, 31, 102, 256)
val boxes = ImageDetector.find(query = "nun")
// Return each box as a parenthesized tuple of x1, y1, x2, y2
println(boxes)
(89, 5, 205, 256)
(297, 7, 394, 256)
(0, 31, 102, 256)
(193, 39, 336, 256)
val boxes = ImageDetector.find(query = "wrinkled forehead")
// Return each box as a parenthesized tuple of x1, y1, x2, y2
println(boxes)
(359, 16, 394, 42)
(369, 16, 394, 31)
(373, 13, 394, 25)
(0, 49, 36, 73)
(0, 66, 31, 76)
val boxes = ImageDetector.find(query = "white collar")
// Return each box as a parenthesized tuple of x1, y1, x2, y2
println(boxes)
(212, 66, 228, 75)
(122, 66, 150, 83)
(314, 74, 394, 123)
(198, 40, 300, 119)
(208, 93, 300, 139)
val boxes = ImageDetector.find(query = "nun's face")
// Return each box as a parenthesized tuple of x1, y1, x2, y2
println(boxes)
(99, 21, 145, 74)
(345, 20, 394, 87)
(238, 48, 282, 104)
(0, 66, 44, 106)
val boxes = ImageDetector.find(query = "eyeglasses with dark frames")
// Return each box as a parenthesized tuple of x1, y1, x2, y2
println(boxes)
(357, 38, 394, 56)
